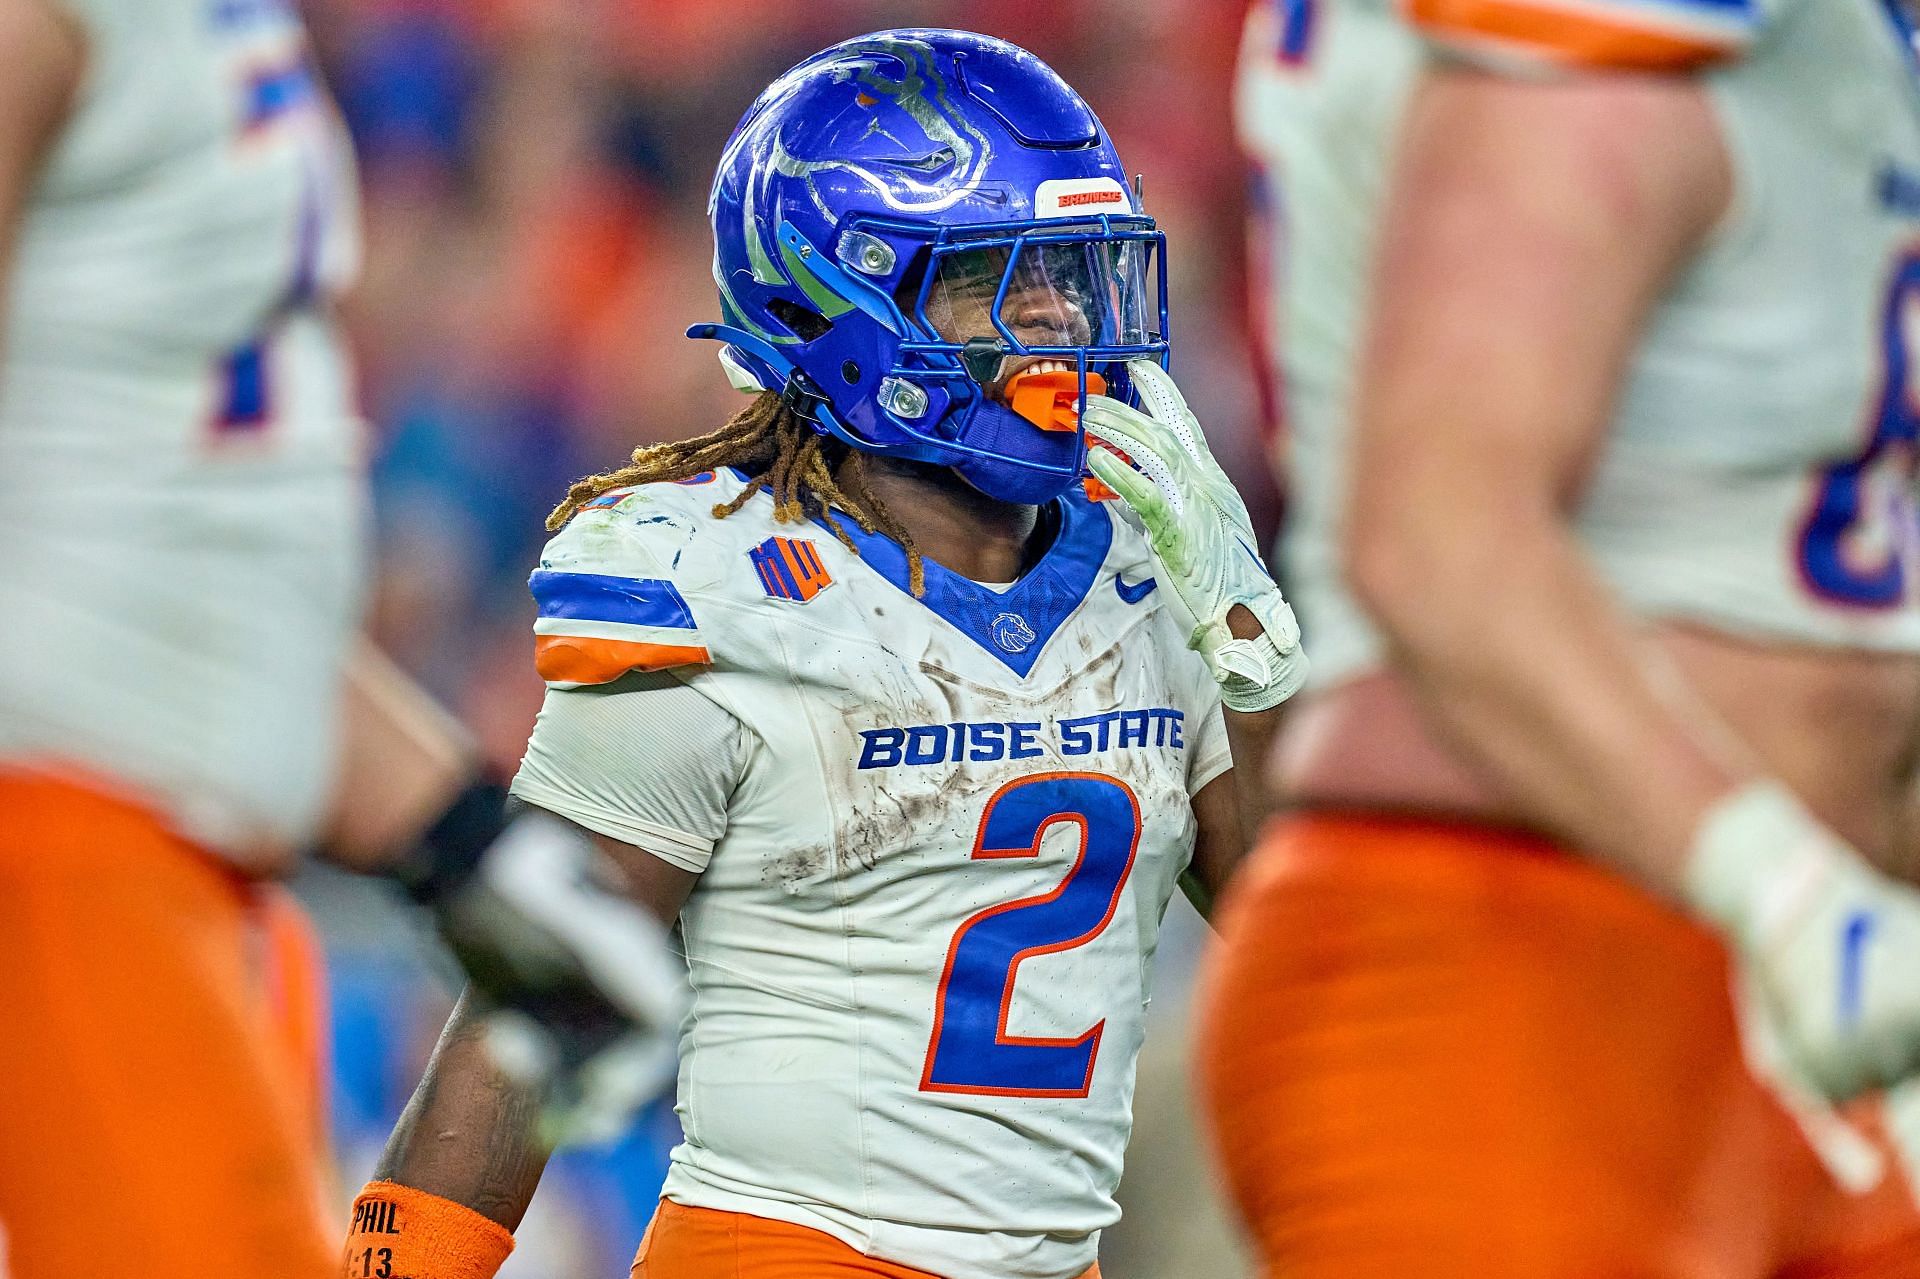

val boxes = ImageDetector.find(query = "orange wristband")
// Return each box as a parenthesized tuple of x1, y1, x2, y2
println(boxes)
(343, 1181, 515, 1279)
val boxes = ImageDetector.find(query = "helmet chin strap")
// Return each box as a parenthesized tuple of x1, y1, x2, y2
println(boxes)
(688, 319, 1087, 503)
(947, 397, 1084, 504)
(952, 454, 1077, 505)
(929, 338, 1091, 503)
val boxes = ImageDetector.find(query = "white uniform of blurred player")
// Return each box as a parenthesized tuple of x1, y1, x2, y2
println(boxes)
(1200, 0, 1920, 1274)
(0, 1, 362, 1273)
(0, 0, 365, 860)
(0, 4, 690, 1275)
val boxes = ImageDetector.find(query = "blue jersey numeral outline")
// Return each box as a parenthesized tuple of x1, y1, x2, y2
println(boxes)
(1795, 247, 1920, 608)
(211, 50, 329, 440)
(1275, 0, 1318, 67)
(921, 772, 1143, 1098)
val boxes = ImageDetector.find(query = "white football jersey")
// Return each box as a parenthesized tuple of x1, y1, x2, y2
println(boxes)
(0, 0, 366, 858)
(513, 469, 1230, 1279)
(1241, 0, 1920, 687)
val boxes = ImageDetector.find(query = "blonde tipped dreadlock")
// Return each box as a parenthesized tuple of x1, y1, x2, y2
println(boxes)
(547, 392, 927, 595)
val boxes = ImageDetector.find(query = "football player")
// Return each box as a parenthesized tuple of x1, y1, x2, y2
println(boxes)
(0, 1, 685, 1274)
(343, 28, 1306, 1279)
(1204, 0, 1920, 1273)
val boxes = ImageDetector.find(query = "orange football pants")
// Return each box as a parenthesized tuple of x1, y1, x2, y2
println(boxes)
(0, 772, 335, 1279)
(631, 1200, 1104, 1279)
(1197, 812, 1920, 1279)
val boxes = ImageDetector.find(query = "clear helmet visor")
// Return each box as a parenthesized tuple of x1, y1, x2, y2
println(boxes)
(922, 232, 1158, 352)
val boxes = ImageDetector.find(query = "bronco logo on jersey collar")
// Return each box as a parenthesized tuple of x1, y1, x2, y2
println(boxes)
(750, 536, 834, 602)
(990, 612, 1036, 653)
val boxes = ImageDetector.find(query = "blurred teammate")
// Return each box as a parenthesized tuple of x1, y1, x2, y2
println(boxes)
(0, 2, 683, 1275)
(1201, 0, 1920, 1273)
(344, 29, 1305, 1279)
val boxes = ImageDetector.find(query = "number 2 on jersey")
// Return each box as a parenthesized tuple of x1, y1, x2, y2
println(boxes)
(921, 772, 1142, 1098)
(1797, 249, 1920, 608)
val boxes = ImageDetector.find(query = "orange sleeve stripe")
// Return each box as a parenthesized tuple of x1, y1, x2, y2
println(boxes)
(534, 634, 710, 684)
(1406, 0, 1742, 71)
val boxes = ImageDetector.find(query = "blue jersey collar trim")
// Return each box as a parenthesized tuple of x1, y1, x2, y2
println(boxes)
(815, 484, 1112, 677)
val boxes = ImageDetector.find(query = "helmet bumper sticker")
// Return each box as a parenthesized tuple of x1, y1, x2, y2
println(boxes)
(1034, 177, 1132, 220)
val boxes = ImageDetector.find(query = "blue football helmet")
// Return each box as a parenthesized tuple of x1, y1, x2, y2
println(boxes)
(689, 28, 1170, 505)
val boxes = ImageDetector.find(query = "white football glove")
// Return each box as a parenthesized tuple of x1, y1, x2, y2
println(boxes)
(1728, 965, 1887, 1193)
(1688, 783, 1920, 1142)
(400, 799, 687, 1145)
(1889, 1078, 1920, 1195)
(1082, 360, 1307, 711)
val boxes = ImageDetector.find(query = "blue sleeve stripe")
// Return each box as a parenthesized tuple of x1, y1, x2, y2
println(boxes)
(529, 570, 698, 631)
(1606, 0, 1760, 25)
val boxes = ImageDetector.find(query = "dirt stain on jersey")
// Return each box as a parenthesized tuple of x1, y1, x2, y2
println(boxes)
(764, 768, 1003, 895)
(764, 843, 832, 892)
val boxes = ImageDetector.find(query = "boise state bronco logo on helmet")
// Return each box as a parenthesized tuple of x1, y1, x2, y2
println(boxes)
(689, 28, 1170, 506)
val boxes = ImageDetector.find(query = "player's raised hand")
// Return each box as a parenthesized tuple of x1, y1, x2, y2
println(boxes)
(395, 795, 686, 1143)
(1083, 360, 1308, 711)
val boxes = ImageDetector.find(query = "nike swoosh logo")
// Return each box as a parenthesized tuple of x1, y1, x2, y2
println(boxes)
(1841, 909, 1878, 1027)
(1115, 573, 1157, 605)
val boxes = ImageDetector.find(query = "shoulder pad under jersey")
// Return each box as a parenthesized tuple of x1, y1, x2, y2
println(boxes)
(1401, 0, 1780, 73)
(527, 473, 741, 687)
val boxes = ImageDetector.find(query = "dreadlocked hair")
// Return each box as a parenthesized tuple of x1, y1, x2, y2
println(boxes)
(547, 392, 927, 595)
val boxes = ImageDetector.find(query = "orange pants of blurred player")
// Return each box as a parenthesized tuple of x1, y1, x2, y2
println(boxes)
(0, 771, 335, 1279)
(631, 1200, 1105, 1279)
(1198, 812, 1920, 1279)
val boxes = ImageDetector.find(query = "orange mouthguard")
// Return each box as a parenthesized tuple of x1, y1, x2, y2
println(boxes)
(1003, 368, 1108, 434)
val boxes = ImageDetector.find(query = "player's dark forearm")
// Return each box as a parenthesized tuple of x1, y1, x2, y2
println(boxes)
(1221, 703, 1284, 835)
(1219, 602, 1288, 830)
(375, 992, 552, 1231)
(1186, 770, 1258, 921)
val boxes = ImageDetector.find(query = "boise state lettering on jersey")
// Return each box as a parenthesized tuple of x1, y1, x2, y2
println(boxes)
(857, 709, 1186, 770)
